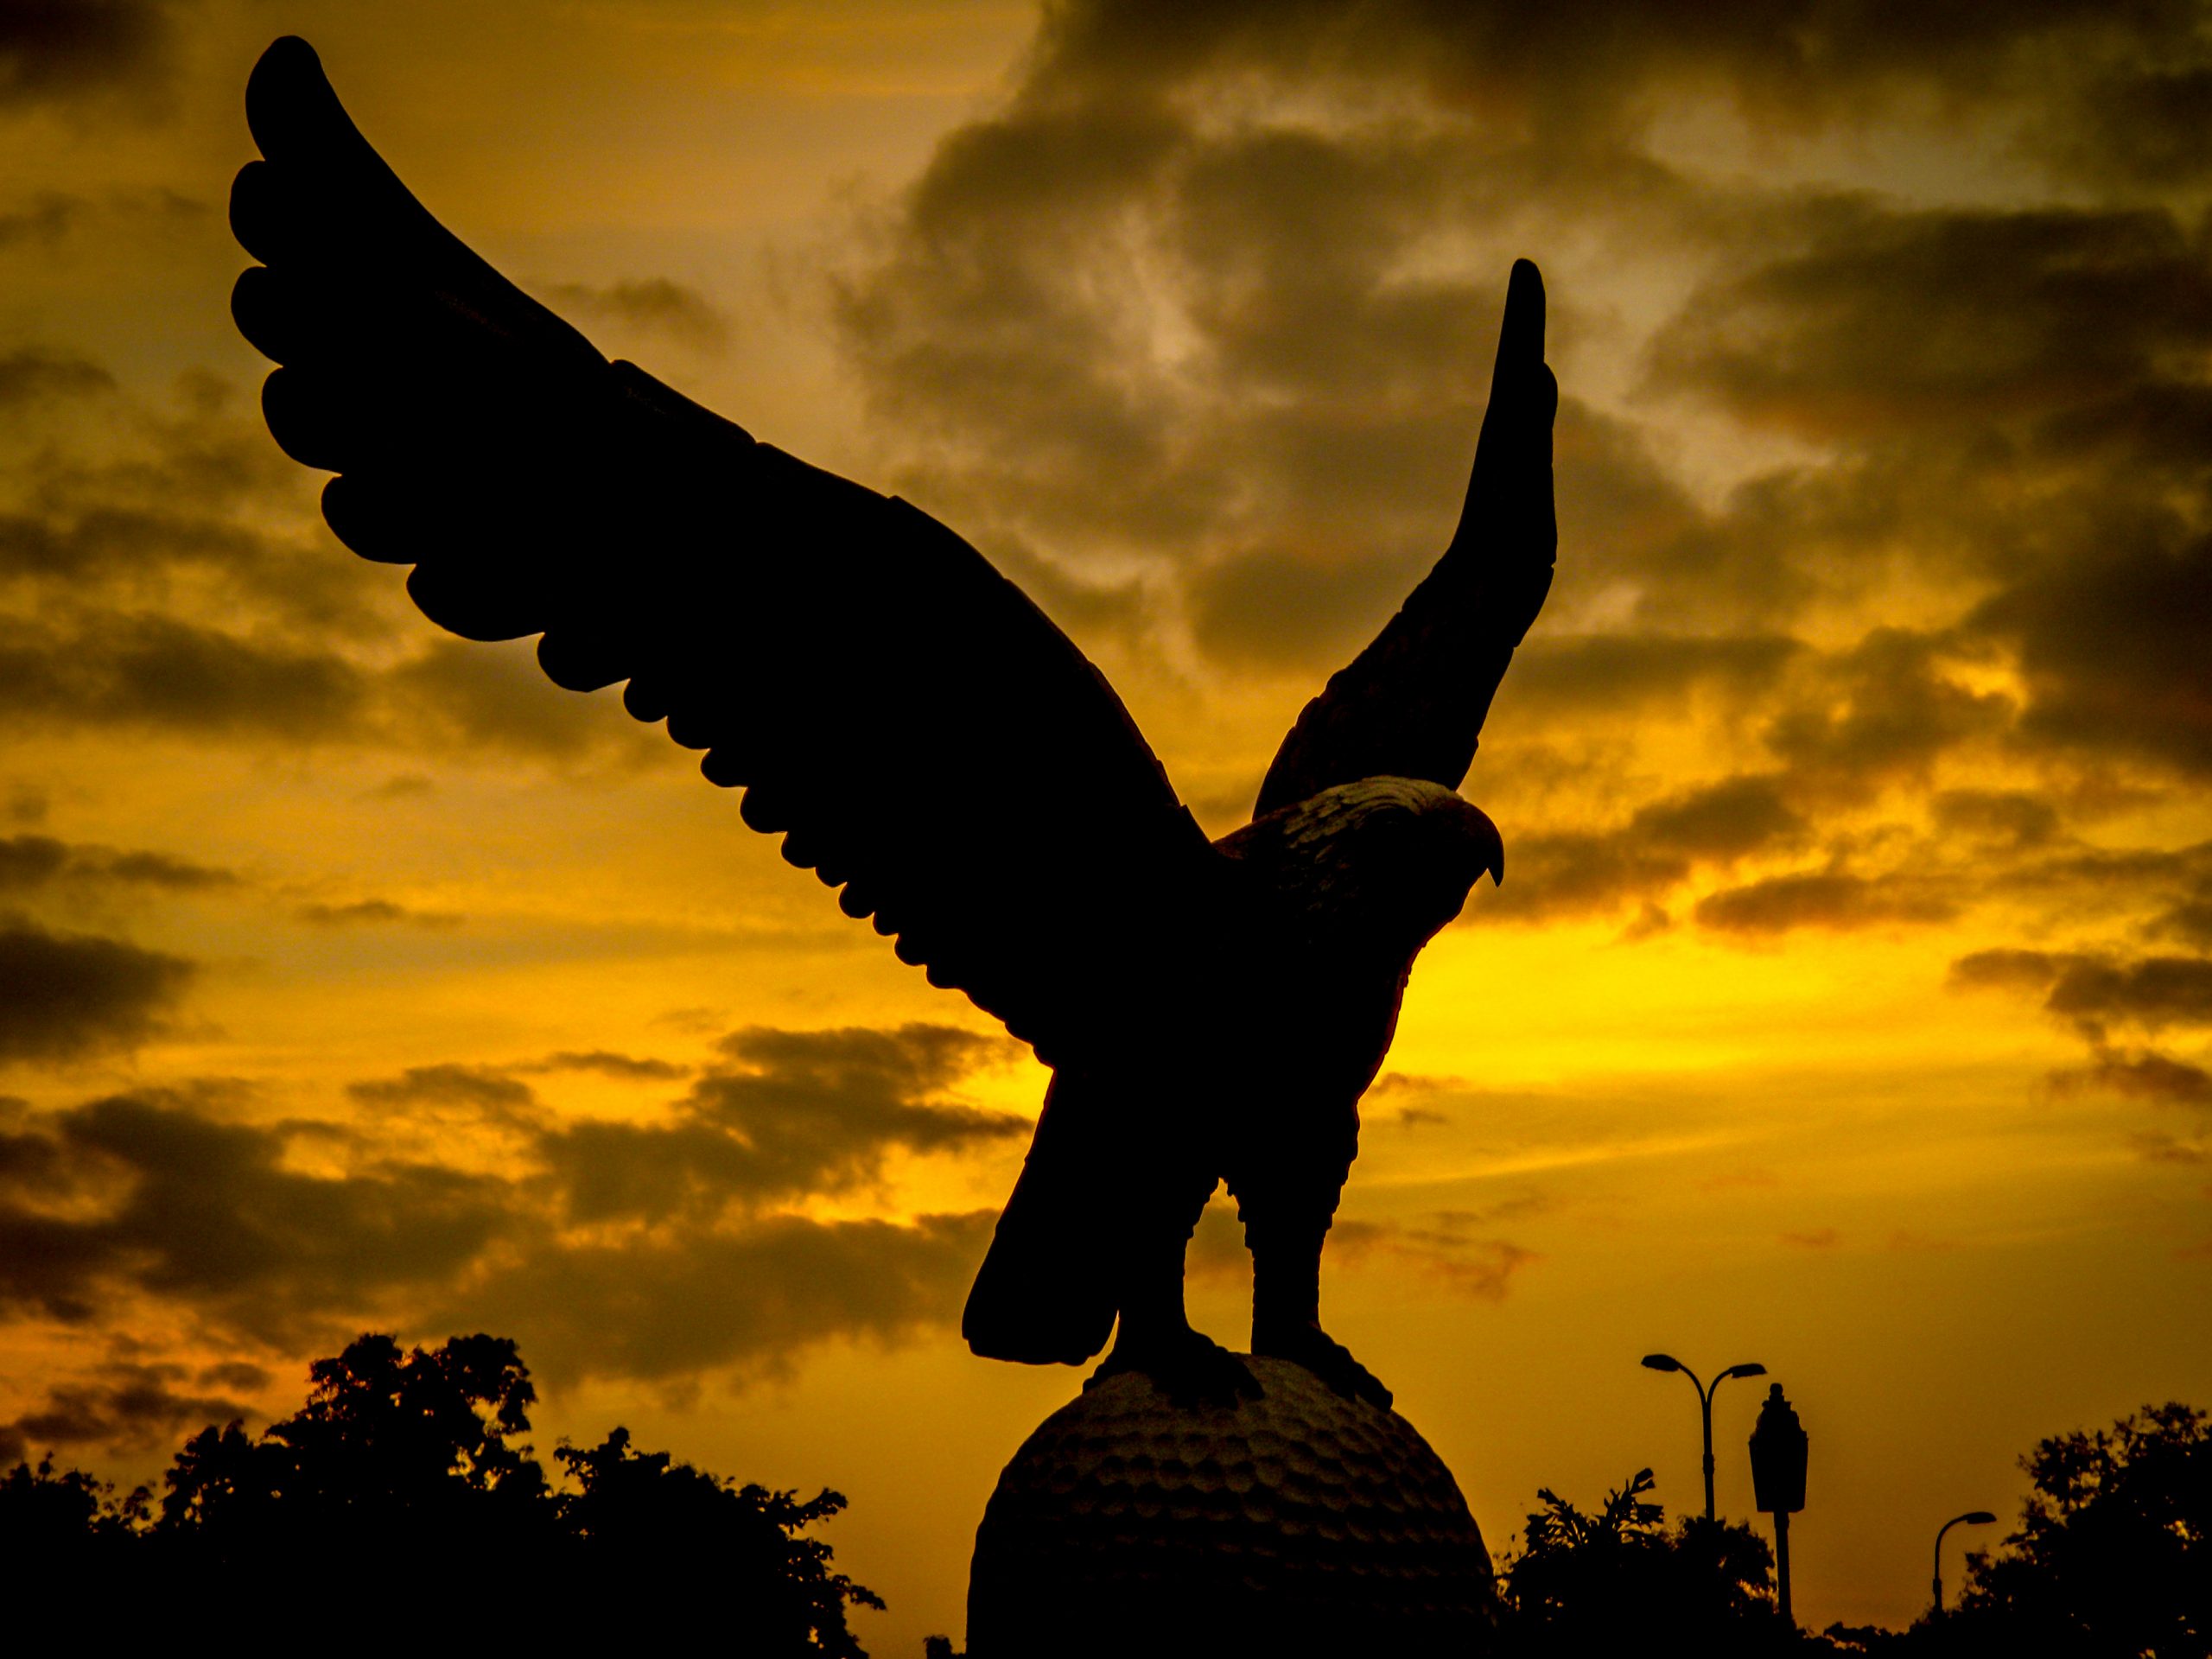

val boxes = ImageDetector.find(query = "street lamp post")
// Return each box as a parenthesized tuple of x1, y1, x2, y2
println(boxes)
(1642, 1353, 1767, 1521)
(1749, 1382, 1809, 1628)
(1932, 1511, 1996, 1617)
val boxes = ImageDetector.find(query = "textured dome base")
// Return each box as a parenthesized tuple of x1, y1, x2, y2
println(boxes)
(967, 1355, 1496, 1656)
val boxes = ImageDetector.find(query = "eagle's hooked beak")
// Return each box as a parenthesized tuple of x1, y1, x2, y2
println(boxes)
(1465, 804, 1505, 887)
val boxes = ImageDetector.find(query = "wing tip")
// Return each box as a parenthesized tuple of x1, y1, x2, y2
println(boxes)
(245, 36, 327, 152)
(1499, 257, 1547, 377)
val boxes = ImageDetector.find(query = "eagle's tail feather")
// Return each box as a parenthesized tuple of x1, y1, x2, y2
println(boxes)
(963, 1081, 1119, 1366)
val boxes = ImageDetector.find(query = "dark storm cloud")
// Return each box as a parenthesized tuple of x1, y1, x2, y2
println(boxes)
(0, 186, 201, 249)
(440, 1208, 996, 1386)
(1694, 869, 1956, 935)
(542, 278, 731, 356)
(0, 612, 372, 739)
(0, 193, 84, 248)
(2054, 1046, 2212, 1105)
(2040, 956, 2212, 1036)
(2152, 888, 2212, 952)
(822, 12, 1663, 685)
(0, 1024, 1028, 1385)
(1504, 632, 1801, 715)
(0, 835, 86, 890)
(523, 1050, 690, 1082)
(1327, 1213, 1539, 1301)
(1646, 205, 2212, 442)
(0, 365, 389, 635)
(537, 1023, 1023, 1224)
(0, 500, 272, 588)
(1929, 790, 2062, 851)
(1185, 543, 1427, 672)
(1480, 772, 1809, 923)
(1951, 947, 2212, 1040)
(346, 1065, 542, 1128)
(0, 347, 112, 406)
(0, 1087, 516, 1340)
(0, 606, 655, 762)
(385, 639, 635, 760)
(1974, 536, 2212, 779)
(1020, 0, 2198, 129)
(1960, 931, 2212, 1106)
(1480, 834, 1683, 924)
(0, 1357, 255, 1457)
(0, 0, 175, 110)
(1949, 947, 2069, 995)
(837, 0, 2212, 886)
(0, 358, 653, 766)
(0, 832, 234, 893)
(2002, 40, 2212, 192)
(1641, 193, 2212, 782)
(1185, 1200, 1540, 1300)
(2132, 1128, 2209, 1164)
(0, 914, 188, 1058)
(1762, 629, 2014, 792)
(840, 76, 1535, 664)
(860, 109, 1723, 666)
(1632, 773, 1807, 861)
(295, 899, 462, 928)
(842, 94, 1222, 560)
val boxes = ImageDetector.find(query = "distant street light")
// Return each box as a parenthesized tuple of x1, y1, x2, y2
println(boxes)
(1749, 1383, 1809, 1628)
(1933, 1510, 1997, 1617)
(1642, 1352, 1767, 1521)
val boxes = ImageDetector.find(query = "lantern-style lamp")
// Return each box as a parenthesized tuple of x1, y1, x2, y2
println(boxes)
(1748, 1382, 1808, 1626)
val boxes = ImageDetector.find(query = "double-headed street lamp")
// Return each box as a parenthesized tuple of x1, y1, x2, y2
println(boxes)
(1933, 1510, 1997, 1616)
(1642, 1352, 1767, 1521)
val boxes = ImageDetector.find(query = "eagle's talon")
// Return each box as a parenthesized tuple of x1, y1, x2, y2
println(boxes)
(1254, 1321, 1394, 1411)
(1090, 1326, 1262, 1408)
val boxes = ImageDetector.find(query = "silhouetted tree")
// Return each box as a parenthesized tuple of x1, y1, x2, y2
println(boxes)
(0, 1453, 147, 1577)
(156, 1331, 557, 1612)
(556, 1425, 883, 1656)
(1498, 1467, 1795, 1656)
(25, 1339, 2189, 1659)
(2, 1331, 880, 1651)
(1948, 1401, 2206, 1657)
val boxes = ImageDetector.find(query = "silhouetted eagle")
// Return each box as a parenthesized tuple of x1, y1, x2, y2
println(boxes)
(231, 38, 1556, 1408)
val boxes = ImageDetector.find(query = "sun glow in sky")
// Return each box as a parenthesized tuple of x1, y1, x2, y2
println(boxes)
(3, 2, 2209, 1648)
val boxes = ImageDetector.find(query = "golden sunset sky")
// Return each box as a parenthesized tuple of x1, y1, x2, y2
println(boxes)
(3, 1, 2209, 1647)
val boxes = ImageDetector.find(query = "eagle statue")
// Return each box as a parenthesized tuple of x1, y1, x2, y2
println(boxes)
(230, 37, 1558, 1409)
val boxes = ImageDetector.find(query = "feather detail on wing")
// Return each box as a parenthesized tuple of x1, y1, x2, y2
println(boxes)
(231, 36, 1215, 1070)
(1253, 259, 1558, 817)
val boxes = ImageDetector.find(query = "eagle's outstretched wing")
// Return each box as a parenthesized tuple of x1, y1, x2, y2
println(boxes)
(1252, 261, 1557, 818)
(231, 36, 1214, 1071)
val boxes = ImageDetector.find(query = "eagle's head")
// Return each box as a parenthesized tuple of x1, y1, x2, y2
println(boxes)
(1217, 775, 1503, 960)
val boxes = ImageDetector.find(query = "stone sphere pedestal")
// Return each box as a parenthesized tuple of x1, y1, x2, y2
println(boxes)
(966, 1355, 1495, 1656)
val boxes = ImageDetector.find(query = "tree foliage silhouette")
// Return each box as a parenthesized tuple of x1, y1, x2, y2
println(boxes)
(159, 1332, 554, 1583)
(1953, 1401, 2206, 1657)
(557, 1425, 882, 1658)
(0, 1453, 147, 1578)
(9, 1362, 2201, 1656)
(6, 1332, 880, 1652)
(1497, 1466, 1790, 1656)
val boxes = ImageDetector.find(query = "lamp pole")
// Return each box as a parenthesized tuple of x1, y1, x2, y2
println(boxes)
(1642, 1353, 1767, 1521)
(1932, 1511, 1996, 1617)
(1749, 1383, 1809, 1628)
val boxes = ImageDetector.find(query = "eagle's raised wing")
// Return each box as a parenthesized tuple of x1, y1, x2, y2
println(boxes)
(231, 37, 1214, 1071)
(1252, 260, 1557, 818)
